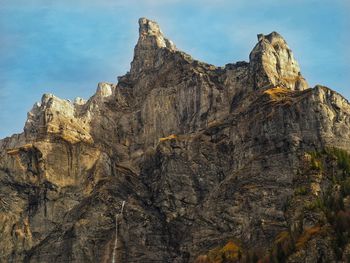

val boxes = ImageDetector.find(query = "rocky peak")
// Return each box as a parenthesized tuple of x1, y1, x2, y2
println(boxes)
(24, 93, 93, 144)
(258, 31, 285, 44)
(250, 31, 308, 91)
(95, 82, 114, 100)
(138, 18, 175, 50)
(130, 18, 176, 78)
(2, 18, 350, 263)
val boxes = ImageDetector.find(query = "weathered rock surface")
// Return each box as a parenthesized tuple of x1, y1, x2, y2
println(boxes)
(0, 18, 350, 262)
(250, 32, 308, 91)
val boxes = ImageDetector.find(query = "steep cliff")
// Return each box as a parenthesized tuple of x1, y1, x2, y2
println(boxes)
(0, 18, 350, 263)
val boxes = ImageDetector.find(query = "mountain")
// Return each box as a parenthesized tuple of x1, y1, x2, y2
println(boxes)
(1, 18, 350, 263)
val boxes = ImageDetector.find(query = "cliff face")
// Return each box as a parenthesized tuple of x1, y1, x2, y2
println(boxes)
(1, 18, 350, 263)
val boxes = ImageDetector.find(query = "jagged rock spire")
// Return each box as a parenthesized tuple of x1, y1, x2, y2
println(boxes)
(249, 31, 308, 90)
(130, 18, 176, 77)
(129, 19, 308, 92)
(138, 18, 175, 50)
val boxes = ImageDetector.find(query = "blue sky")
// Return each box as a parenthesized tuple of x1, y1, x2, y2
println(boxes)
(0, 0, 349, 138)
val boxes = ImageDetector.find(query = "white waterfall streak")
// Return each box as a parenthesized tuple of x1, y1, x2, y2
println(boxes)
(112, 201, 125, 263)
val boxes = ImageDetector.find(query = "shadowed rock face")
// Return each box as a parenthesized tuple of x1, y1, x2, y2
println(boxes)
(0, 18, 350, 262)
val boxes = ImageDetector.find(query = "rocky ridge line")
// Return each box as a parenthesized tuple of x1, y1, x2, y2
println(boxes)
(0, 18, 349, 263)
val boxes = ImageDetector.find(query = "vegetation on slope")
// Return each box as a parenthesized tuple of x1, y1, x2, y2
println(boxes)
(194, 147, 350, 263)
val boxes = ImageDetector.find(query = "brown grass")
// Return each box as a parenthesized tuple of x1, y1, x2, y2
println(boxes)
(159, 134, 177, 142)
(263, 87, 290, 101)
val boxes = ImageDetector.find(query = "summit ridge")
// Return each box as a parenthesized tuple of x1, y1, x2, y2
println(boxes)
(0, 18, 349, 262)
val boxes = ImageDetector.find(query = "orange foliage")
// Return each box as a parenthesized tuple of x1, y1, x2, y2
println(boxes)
(296, 226, 322, 250)
(207, 240, 242, 263)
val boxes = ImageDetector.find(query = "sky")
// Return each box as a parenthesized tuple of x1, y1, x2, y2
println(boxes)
(0, 0, 349, 138)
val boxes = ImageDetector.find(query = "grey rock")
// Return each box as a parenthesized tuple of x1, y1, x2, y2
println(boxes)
(0, 18, 349, 262)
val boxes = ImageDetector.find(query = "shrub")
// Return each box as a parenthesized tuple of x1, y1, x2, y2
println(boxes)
(341, 178, 350, 196)
(295, 226, 322, 250)
(294, 186, 308, 196)
(304, 198, 325, 212)
(221, 241, 242, 260)
(325, 147, 350, 174)
(309, 151, 323, 171)
(207, 241, 242, 263)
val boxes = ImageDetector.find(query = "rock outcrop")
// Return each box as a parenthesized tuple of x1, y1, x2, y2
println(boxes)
(0, 18, 349, 263)
(250, 32, 308, 91)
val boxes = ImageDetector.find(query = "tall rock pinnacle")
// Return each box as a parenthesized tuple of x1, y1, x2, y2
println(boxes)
(249, 32, 308, 90)
(130, 18, 176, 77)
(138, 18, 175, 50)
